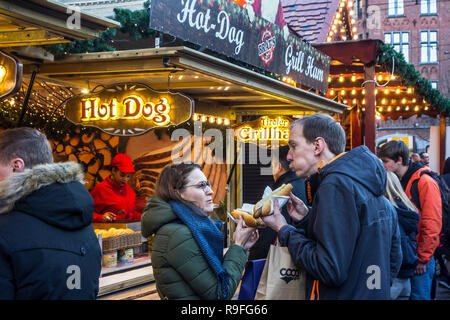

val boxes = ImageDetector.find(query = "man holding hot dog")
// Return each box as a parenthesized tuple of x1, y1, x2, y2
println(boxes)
(249, 145, 306, 261)
(262, 113, 402, 299)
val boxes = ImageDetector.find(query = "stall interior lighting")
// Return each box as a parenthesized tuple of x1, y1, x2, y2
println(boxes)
(327, 0, 357, 42)
(0, 65, 6, 82)
(282, 77, 297, 86)
(193, 113, 230, 126)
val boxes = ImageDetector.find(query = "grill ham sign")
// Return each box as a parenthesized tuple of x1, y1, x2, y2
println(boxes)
(65, 83, 193, 136)
(149, 0, 330, 93)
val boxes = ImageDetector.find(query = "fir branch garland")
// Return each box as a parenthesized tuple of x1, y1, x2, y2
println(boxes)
(378, 43, 450, 115)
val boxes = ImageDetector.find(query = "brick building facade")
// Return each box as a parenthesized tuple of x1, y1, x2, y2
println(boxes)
(352, 0, 448, 151)
(353, 0, 449, 99)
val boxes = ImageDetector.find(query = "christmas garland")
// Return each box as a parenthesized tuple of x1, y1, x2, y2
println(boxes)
(378, 43, 450, 115)
(45, 1, 153, 55)
(44, 1, 282, 81)
(9, 1, 446, 140)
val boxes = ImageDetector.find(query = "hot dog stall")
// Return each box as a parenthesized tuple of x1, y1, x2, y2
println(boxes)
(0, 0, 351, 296)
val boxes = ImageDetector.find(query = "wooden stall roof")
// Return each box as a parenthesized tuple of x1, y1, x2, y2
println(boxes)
(314, 39, 442, 119)
(22, 46, 349, 118)
(0, 0, 119, 47)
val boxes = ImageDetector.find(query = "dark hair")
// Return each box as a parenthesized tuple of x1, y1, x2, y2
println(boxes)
(0, 127, 53, 168)
(156, 162, 202, 203)
(419, 151, 428, 157)
(275, 145, 290, 171)
(444, 157, 450, 175)
(290, 113, 346, 156)
(377, 140, 409, 165)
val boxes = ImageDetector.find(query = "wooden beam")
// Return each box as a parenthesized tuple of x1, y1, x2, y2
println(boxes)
(175, 49, 347, 114)
(8, 45, 54, 61)
(235, 108, 316, 116)
(231, 102, 292, 108)
(0, 0, 113, 40)
(440, 113, 446, 174)
(0, 29, 65, 46)
(23, 59, 167, 75)
(364, 64, 376, 153)
(351, 107, 362, 149)
(192, 92, 260, 100)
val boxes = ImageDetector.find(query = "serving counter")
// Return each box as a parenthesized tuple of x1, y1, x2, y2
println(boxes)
(94, 220, 154, 297)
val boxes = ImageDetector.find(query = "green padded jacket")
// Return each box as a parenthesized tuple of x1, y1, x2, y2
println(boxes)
(141, 197, 248, 300)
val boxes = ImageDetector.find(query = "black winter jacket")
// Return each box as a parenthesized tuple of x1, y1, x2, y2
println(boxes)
(0, 162, 102, 300)
(278, 146, 402, 300)
(394, 201, 419, 279)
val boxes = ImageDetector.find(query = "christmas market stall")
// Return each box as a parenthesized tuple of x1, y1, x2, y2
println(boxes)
(0, 0, 350, 296)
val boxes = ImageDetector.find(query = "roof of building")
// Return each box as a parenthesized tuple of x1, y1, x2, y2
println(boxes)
(281, 0, 339, 43)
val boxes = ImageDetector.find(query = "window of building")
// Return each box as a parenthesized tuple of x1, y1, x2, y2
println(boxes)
(430, 81, 438, 89)
(420, 30, 438, 63)
(385, 32, 409, 62)
(420, 0, 437, 15)
(388, 0, 404, 16)
(355, 0, 363, 19)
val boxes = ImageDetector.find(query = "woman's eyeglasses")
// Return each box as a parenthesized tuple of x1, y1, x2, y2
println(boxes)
(184, 181, 212, 192)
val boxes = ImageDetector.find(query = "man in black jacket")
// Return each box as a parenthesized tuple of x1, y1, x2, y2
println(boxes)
(248, 145, 306, 260)
(262, 114, 402, 299)
(0, 127, 102, 299)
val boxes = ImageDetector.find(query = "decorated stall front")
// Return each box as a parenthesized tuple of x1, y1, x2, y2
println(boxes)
(0, 0, 349, 297)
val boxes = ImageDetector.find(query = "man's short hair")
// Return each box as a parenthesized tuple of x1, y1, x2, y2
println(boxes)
(419, 152, 428, 158)
(290, 113, 346, 156)
(0, 127, 53, 168)
(377, 140, 409, 165)
(274, 145, 290, 171)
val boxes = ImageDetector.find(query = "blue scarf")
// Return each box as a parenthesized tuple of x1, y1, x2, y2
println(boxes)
(169, 201, 230, 300)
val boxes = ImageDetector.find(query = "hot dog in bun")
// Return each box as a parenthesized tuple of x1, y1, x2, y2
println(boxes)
(253, 183, 293, 218)
(230, 209, 266, 228)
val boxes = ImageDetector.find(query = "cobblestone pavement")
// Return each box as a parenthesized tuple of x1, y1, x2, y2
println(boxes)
(99, 280, 450, 300)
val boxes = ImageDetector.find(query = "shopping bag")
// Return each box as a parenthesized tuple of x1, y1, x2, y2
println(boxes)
(255, 243, 306, 300)
(237, 259, 266, 300)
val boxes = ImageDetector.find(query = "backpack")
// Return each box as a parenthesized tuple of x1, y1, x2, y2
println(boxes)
(410, 170, 450, 241)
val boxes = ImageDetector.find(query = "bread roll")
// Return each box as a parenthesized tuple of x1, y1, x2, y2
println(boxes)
(230, 209, 266, 228)
(253, 183, 293, 218)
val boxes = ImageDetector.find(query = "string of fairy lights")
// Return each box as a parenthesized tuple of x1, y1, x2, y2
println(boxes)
(327, 0, 358, 42)
(326, 73, 433, 118)
(0, 81, 76, 137)
(192, 113, 231, 126)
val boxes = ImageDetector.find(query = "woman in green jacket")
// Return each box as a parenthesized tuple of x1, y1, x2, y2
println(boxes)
(141, 162, 258, 300)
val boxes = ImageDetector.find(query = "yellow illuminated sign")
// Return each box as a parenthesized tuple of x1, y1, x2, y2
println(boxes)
(0, 65, 6, 82)
(0, 51, 22, 99)
(391, 136, 411, 148)
(234, 116, 292, 143)
(65, 83, 193, 136)
(80, 96, 171, 126)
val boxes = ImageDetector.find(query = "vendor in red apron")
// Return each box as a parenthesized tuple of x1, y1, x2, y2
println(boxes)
(91, 153, 142, 222)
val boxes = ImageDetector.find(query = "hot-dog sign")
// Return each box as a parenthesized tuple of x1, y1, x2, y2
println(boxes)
(149, 0, 330, 93)
(65, 83, 193, 136)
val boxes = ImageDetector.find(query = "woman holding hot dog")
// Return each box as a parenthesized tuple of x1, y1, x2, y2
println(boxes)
(141, 162, 258, 300)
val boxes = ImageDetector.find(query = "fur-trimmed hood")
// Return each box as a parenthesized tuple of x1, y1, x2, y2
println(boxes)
(0, 162, 94, 230)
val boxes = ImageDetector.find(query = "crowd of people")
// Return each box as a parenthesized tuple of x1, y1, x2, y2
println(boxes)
(0, 114, 449, 300)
